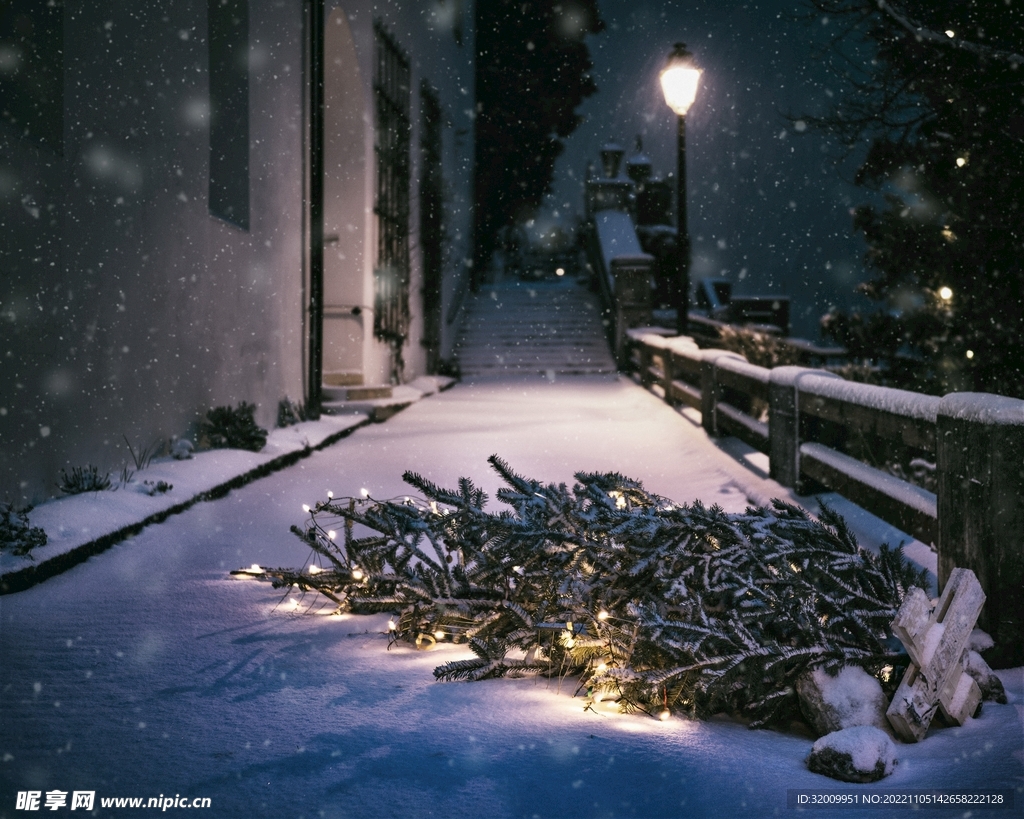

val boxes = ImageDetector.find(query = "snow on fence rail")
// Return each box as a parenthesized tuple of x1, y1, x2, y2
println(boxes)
(626, 329, 1024, 667)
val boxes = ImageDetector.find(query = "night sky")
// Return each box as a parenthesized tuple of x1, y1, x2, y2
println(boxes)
(547, 0, 875, 338)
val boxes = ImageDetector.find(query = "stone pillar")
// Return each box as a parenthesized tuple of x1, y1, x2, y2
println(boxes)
(937, 393, 1024, 667)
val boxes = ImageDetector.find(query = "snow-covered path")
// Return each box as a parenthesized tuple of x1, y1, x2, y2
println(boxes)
(1, 376, 1022, 818)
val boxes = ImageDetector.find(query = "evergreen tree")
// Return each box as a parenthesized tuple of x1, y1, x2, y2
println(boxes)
(473, 1, 604, 283)
(806, 0, 1024, 397)
(259, 457, 925, 728)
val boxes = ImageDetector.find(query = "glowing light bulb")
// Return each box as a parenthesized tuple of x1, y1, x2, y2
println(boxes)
(360, 487, 370, 498)
(249, 563, 263, 573)
(594, 692, 604, 703)
(659, 709, 671, 721)
(433, 630, 445, 641)
(597, 610, 609, 621)
(555, 267, 565, 277)
(945, 29, 955, 38)
(302, 504, 311, 513)
(939, 286, 953, 301)
(351, 568, 364, 581)
(966, 350, 974, 359)
(308, 565, 321, 575)
(956, 156, 966, 167)
(596, 662, 608, 673)
(328, 530, 337, 540)
(387, 619, 397, 631)
(327, 490, 334, 499)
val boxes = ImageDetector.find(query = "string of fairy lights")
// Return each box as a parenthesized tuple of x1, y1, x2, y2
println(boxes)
(232, 486, 679, 720)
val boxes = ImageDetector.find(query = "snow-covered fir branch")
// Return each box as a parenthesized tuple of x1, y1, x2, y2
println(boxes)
(260, 456, 927, 728)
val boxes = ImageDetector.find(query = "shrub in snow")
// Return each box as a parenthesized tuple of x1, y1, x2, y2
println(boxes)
(796, 665, 891, 738)
(0, 501, 47, 557)
(58, 464, 112, 494)
(200, 402, 267, 452)
(277, 397, 308, 428)
(261, 457, 926, 728)
(806, 726, 897, 783)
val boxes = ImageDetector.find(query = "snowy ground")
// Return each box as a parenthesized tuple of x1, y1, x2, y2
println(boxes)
(1, 374, 1022, 818)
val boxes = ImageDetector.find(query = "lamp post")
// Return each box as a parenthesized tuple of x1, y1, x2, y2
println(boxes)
(660, 43, 701, 335)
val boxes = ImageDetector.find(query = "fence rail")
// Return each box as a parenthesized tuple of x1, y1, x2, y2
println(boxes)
(625, 329, 1024, 667)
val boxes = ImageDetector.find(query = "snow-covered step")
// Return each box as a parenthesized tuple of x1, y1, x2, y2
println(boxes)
(455, 277, 617, 378)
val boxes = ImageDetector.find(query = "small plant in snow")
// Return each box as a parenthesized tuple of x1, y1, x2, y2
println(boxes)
(200, 402, 268, 452)
(0, 501, 47, 556)
(123, 434, 162, 471)
(58, 464, 112, 495)
(277, 397, 308, 428)
(142, 479, 173, 496)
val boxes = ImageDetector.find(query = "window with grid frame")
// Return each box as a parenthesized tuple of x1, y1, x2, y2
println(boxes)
(372, 21, 411, 346)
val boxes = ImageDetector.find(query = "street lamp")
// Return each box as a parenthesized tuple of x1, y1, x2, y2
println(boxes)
(660, 43, 701, 334)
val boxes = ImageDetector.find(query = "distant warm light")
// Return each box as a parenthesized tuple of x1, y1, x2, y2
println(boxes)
(328, 530, 337, 540)
(660, 44, 702, 116)
(387, 619, 397, 631)
(433, 630, 445, 641)
(956, 157, 966, 167)
(966, 349, 975, 359)
(360, 487, 370, 498)
(308, 565, 321, 574)
(939, 286, 953, 301)
(555, 267, 565, 277)
(326, 490, 334, 499)
(597, 610, 609, 621)
(351, 568, 364, 581)
(248, 564, 263, 574)
(659, 709, 671, 721)
(945, 29, 955, 38)
(302, 504, 311, 513)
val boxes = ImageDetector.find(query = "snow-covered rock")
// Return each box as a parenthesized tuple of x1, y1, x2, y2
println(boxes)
(807, 726, 898, 783)
(966, 650, 1008, 704)
(796, 665, 890, 737)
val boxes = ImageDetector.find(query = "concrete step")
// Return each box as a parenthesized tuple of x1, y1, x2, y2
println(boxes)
(455, 277, 616, 378)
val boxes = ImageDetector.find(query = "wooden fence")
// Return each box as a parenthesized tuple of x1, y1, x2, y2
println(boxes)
(627, 330, 1024, 667)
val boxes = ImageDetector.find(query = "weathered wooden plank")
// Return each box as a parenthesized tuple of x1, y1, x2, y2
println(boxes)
(799, 442, 937, 544)
(668, 379, 702, 411)
(717, 402, 770, 453)
(886, 568, 985, 742)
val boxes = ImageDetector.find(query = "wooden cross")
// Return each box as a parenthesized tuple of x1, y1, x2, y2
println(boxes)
(886, 567, 985, 743)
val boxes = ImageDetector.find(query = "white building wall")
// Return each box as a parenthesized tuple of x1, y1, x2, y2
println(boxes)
(0, 0, 474, 505)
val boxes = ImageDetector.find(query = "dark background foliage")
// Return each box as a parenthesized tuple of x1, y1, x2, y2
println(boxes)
(806, 0, 1024, 397)
(473, 0, 604, 280)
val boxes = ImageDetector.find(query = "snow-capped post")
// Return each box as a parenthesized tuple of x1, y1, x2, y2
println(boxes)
(937, 393, 1024, 667)
(885, 568, 985, 742)
(768, 367, 842, 490)
(768, 367, 804, 489)
(700, 350, 745, 437)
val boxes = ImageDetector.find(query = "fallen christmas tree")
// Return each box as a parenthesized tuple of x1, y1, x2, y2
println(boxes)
(251, 456, 926, 728)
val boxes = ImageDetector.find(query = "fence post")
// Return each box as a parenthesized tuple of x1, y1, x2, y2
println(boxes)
(937, 393, 1024, 667)
(700, 351, 744, 436)
(768, 366, 806, 488)
(661, 348, 675, 405)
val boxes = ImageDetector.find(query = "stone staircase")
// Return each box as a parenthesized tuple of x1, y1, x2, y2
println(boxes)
(455, 276, 617, 378)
